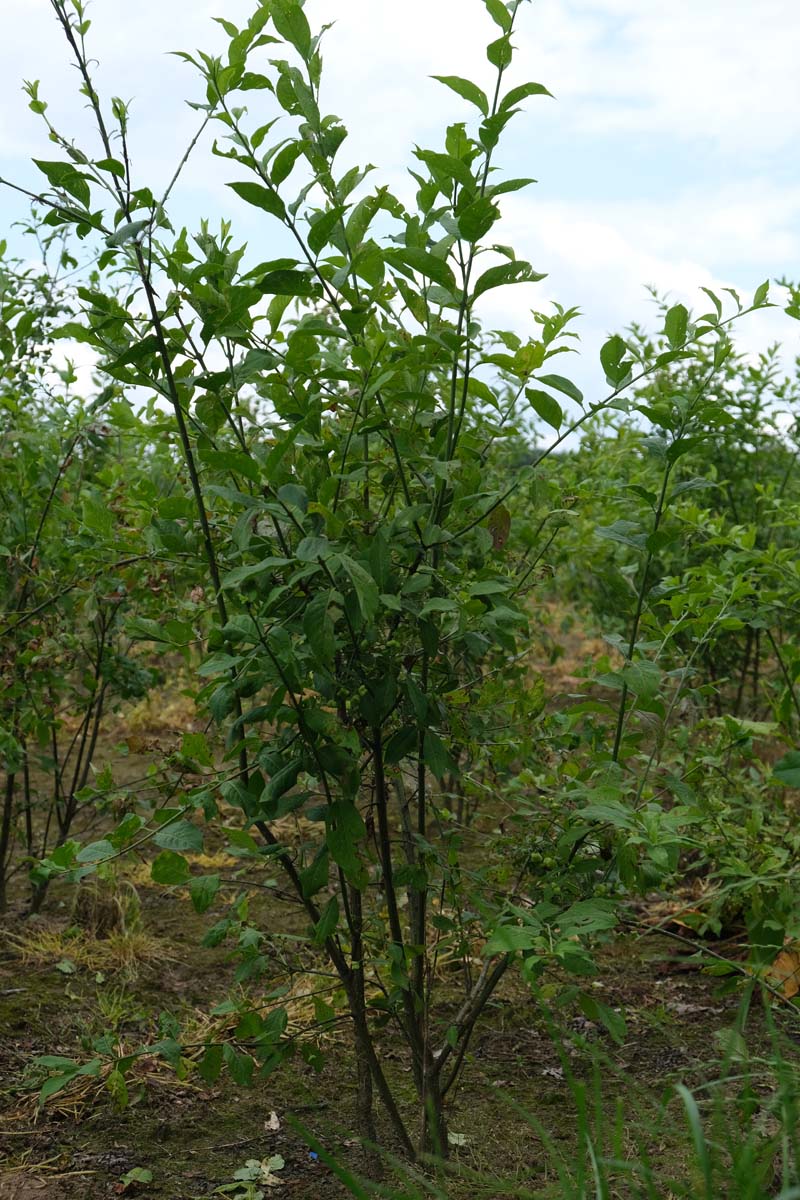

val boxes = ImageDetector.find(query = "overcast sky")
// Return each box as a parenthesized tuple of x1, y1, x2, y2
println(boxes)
(1, 0, 799, 400)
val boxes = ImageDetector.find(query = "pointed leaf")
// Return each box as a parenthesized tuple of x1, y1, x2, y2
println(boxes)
(525, 387, 562, 430)
(271, 0, 312, 57)
(774, 752, 800, 788)
(431, 75, 489, 116)
(536, 373, 583, 405)
(473, 260, 545, 300)
(484, 0, 512, 31)
(227, 180, 286, 219)
(387, 247, 457, 293)
(664, 303, 689, 349)
(499, 81, 553, 112)
(154, 820, 203, 853)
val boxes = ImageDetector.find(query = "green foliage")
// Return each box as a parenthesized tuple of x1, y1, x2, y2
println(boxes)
(0, 239, 185, 910)
(4, 0, 800, 1169)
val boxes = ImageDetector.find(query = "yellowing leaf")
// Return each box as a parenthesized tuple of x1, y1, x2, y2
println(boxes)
(767, 946, 800, 999)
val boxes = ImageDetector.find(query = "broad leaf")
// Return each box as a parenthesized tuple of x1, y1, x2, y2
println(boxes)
(525, 387, 562, 430)
(432, 75, 489, 115)
(227, 180, 286, 219)
(154, 819, 203, 854)
(473, 260, 546, 300)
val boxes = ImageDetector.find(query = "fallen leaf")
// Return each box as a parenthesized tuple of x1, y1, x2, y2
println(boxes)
(767, 946, 800, 999)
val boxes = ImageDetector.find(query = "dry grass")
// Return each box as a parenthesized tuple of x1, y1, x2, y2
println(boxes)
(7, 922, 166, 976)
(122, 665, 197, 737)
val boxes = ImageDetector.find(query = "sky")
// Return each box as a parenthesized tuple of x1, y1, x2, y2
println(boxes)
(1, 0, 799, 403)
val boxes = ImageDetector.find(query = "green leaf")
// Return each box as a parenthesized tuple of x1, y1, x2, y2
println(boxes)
(676, 1085, 713, 1196)
(487, 35, 513, 68)
(420, 597, 459, 617)
(473, 260, 546, 300)
(270, 141, 303, 186)
(125, 616, 169, 643)
(39, 1069, 79, 1106)
(198, 1044, 223, 1084)
(579, 799, 634, 829)
(753, 279, 770, 307)
(258, 268, 317, 296)
(94, 156, 126, 177)
(120, 1167, 153, 1187)
(296, 536, 333, 562)
(221, 557, 291, 589)
(337, 555, 379, 622)
(432, 75, 489, 115)
(106, 1068, 129, 1110)
(224, 1043, 254, 1086)
(308, 206, 346, 255)
(149, 1038, 183, 1069)
(325, 801, 365, 881)
(82, 495, 114, 537)
(485, 923, 537, 953)
(76, 839, 114, 864)
(262, 760, 303, 813)
(557, 899, 617, 936)
(578, 994, 626, 1044)
(313, 896, 339, 946)
(499, 81, 552, 111)
(188, 874, 221, 913)
(227, 180, 286, 219)
(486, 177, 537, 197)
(423, 730, 455, 780)
(300, 851, 329, 899)
(154, 819, 203, 854)
(536, 374, 583, 405)
(151, 850, 191, 885)
(271, 0, 312, 57)
(699, 286, 722, 320)
(106, 219, 149, 247)
(201, 447, 262, 483)
(664, 303, 689, 348)
(600, 334, 631, 387)
(621, 659, 661, 701)
(525, 387, 562, 431)
(387, 247, 457, 293)
(384, 726, 418, 764)
(33, 159, 91, 207)
(774, 752, 800, 788)
(457, 197, 499, 242)
(303, 592, 336, 664)
(369, 530, 391, 590)
(484, 0, 512, 31)
(182, 731, 213, 767)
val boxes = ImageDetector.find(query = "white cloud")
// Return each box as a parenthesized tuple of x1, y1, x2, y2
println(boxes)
(0, 0, 797, 402)
(535, 0, 800, 155)
(477, 187, 800, 403)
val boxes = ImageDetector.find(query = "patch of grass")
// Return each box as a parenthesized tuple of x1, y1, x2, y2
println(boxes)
(7, 921, 166, 976)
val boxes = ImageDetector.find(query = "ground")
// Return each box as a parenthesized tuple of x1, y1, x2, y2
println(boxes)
(1, 620, 797, 1199)
(2, 864, 789, 1198)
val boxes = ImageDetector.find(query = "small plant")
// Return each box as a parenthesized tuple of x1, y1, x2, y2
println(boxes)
(214, 1156, 285, 1198)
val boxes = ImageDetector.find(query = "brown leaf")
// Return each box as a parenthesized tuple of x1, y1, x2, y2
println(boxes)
(767, 946, 800, 999)
(488, 504, 511, 550)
